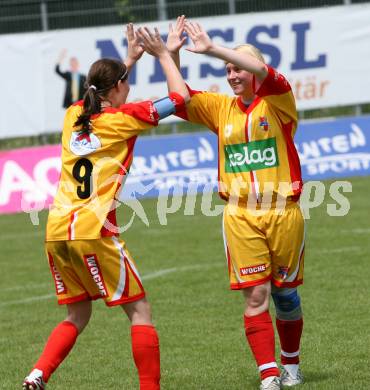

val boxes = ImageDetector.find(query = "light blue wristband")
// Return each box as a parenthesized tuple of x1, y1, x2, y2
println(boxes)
(153, 97, 176, 119)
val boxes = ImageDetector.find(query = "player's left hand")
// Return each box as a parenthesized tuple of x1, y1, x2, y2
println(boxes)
(125, 23, 145, 64)
(185, 21, 213, 54)
(166, 15, 187, 53)
(136, 27, 168, 58)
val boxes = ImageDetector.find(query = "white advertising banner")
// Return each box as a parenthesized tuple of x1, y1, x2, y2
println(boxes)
(1, 4, 369, 138)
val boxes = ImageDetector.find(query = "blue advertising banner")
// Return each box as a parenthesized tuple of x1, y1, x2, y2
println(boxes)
(119, 115, 370, 200)
(296, 115, 370, 180)
(1, 115, 369, 214)
(120, 133, 218, 200)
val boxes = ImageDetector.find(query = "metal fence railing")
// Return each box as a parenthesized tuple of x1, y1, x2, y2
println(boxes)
(1, 0, 368, 35)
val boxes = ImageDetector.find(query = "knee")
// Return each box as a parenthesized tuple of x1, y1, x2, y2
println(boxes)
(123, 298, 153, 325)
(248, 292, 269, 309)
(271, 287, 302, 320)
(243, 283, 271, 316)
(66, 302, 92, 334)
(66, 314, 91, 334)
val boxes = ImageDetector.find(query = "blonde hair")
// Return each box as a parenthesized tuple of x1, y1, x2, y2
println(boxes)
(234, 44, 265, 64)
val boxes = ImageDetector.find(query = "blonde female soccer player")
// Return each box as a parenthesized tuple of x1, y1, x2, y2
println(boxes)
(22, 24, 189, 390)
(166, 16, 304, 390)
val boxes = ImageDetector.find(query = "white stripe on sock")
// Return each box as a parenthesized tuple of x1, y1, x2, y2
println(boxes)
(259, 362, 278, 372)
(281, 350, 300, 358)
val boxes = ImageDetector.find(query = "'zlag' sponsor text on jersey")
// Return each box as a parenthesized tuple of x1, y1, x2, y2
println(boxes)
(46, 100, 160, 241)
(177, 66, 302, 203)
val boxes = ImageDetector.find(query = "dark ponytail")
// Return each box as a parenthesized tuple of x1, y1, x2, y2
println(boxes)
(74, 58, 127, 133)
(74, 86, 101, 133)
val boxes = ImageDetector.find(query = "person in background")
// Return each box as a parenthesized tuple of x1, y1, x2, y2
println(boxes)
(22, 24, 189, 390)
(55, 49, 87, 108)
(167, 16, 304, 390)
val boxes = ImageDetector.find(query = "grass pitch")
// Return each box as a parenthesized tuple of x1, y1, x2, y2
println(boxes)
(0, 176, 369, 389)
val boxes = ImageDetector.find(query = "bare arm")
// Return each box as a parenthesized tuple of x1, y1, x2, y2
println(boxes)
(55, 49, 69, 78)
(185, 21, 268, 83)
(136, 27, 190, 103)
(166, 15, 186, 70)
(56, 48, 67, 65)
(123, 23, 145, 72)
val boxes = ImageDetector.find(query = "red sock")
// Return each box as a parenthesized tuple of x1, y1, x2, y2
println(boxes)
(34, 321, 78, 382)
(131, 325, 160, 390)
(244, 311, 279, 380)
(276, 317, 303, 365)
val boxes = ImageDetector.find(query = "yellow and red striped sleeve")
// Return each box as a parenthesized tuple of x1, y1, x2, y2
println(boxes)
(255, 66, 301, 197)
(95, 100, 159, 140)
(99, 94, 186, 139)
(176, 86, 229, 134)
(254, 66, 297, 131)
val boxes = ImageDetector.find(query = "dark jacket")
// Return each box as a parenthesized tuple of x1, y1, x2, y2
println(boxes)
(55, 64, 86, 108)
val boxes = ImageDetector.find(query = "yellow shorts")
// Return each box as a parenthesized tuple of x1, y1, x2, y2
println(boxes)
(45, 236, 145, 306)
(222, 201, 305, 289)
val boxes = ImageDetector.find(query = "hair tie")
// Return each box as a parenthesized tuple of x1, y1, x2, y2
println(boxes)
(89, 85, 97, 91)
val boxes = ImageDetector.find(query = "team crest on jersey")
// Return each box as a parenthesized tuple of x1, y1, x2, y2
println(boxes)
(70, 131, 101, 156)
(278, 266, 289, 280)
(224, 124, 233, 137)
(259, 116, 269, 131)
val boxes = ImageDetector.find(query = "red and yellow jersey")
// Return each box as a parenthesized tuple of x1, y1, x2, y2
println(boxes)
(46, 100, 160, 241)
(177, 66, 302, 203)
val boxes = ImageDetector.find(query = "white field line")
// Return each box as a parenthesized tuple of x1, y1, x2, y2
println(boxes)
(340, 228, 370, 234)
(0, 230, 44, 241)
(311, 246, 363, 254)
(0, 282, 51, 293)
(1, 226, 368, 243)
(0, 263, 224, 308)
(141, 263, 216, 281)
(0, 242, 365, 299)
(0, 294, 55, 307)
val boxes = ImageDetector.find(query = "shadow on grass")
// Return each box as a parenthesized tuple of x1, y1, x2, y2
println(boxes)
(301, 369, 331, 384)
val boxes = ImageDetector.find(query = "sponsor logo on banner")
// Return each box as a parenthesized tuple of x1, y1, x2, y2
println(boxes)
(121, 134, 218, 195)
(224, 137, 279, 173)
(70, 131, 101, 156)
(240, 264, 267, 276)
(296, 119, 370, 179)
(84, 254, 108, 297)
(4, 5, 370, 138)
(1, 116, 370, 216)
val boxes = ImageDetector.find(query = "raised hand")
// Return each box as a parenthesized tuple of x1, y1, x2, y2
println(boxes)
(184, 21, 213, 54)
(166, 15, 187, 53)
(136, 27, 168, 58)
(57, 48, 67, 64)
(125, 23, 145, 64)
